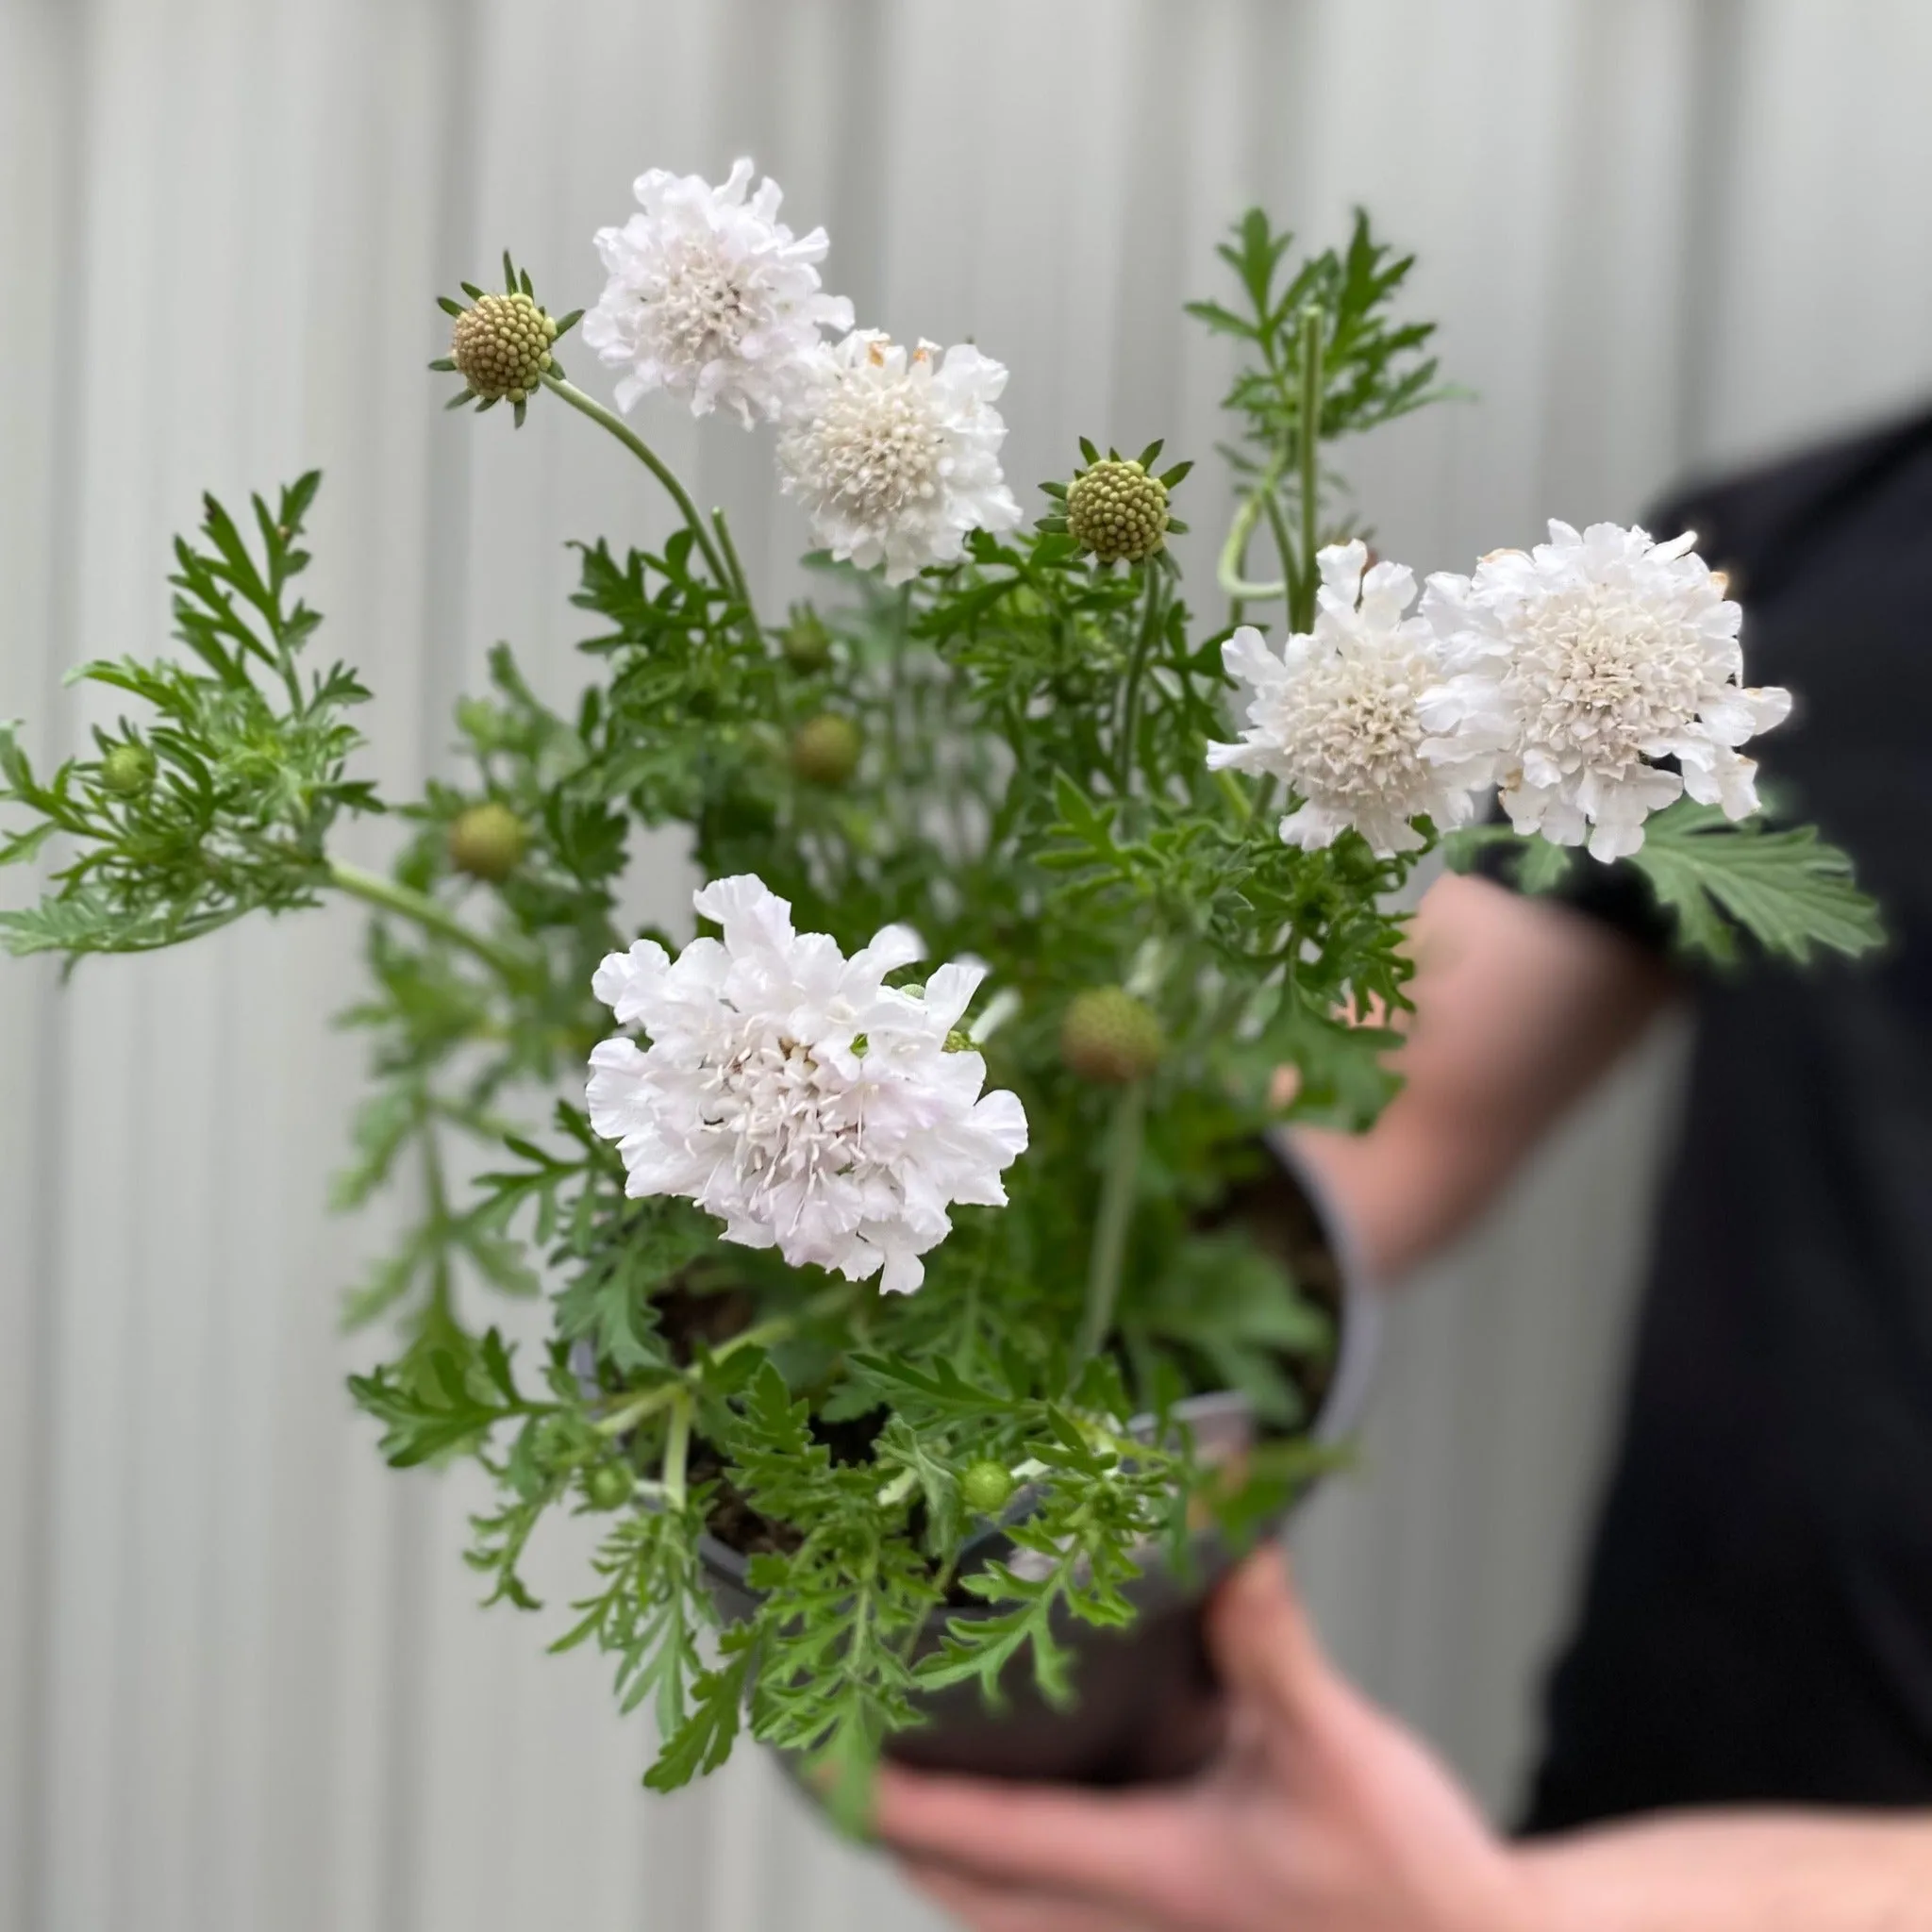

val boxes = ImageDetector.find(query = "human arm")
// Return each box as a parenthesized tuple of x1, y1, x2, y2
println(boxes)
(1291, 869, 1676, 1281)
(875, 1546, 1932, 1932)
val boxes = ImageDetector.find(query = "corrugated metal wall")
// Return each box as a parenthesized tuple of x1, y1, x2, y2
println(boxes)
(3, 2, 1929, 1926)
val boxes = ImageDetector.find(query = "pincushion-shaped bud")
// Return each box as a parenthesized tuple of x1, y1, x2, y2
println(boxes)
(960, 1459, 1016, 1515)
(584, 1462, 634, 1510)
(1066, 458, 1170, 564)
(780, 609, 834, 672)
(450, 291, 558, 403)
(791, 713, 862, 788)
(447, 801, 527, 882)
(1060, 986, 1163, 1085)
(99, 742, 156, 797)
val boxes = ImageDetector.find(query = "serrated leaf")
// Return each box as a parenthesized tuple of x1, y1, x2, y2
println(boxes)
(1625, 800, 1883, 964)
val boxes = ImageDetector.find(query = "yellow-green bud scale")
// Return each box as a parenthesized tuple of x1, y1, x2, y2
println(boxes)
(1066, 458, 1170, 564)
(451, 291, 559, 403)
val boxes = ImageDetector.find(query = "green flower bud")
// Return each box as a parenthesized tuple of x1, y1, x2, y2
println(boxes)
(1065, 458, 1170, 564)
(447, 801, 527, 882)
(791, 713, 862, 788)
(1060, 987, 1163, 1085)
(780, 609, 834, 672)
(99, 742, 156, 797)
(585, 1461, 634, 1511)
(450, 290, 558, 404)
(960, 1458, 1016, 1515)
(533, 1414, 576, 1471)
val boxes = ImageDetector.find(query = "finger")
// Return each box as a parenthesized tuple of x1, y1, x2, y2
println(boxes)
(902, 1859, 1159, 1932)
(874, 1766, 1208, 1922)
(1204, 1541, 1339, 1725)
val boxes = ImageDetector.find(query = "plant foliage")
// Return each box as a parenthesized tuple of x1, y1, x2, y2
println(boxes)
(0, 208, 1881, 1803)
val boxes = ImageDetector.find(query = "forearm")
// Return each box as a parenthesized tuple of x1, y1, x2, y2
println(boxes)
(1290, 873, 1674, 1281)
(1521, 1810, 1932, 1932)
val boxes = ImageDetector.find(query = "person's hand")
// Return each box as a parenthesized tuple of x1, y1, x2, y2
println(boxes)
(873, 1544, 1546, 1932)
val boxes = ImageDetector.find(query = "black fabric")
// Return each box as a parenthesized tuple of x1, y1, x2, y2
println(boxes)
(1480, 408, 1932, 1833)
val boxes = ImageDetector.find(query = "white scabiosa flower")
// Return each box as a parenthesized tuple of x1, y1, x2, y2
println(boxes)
(583, 158, 854, 425)
(586, 875, 1028, 1296)
(775, 330, 1024, 585)
(1206, 540, 1493, 857)
(1419, 521, 1791, 861)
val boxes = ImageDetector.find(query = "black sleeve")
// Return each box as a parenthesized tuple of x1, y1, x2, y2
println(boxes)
(1468, 836, 1676, 957)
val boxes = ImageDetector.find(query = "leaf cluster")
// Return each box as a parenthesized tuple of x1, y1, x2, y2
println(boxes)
(1, 475, 376, 959)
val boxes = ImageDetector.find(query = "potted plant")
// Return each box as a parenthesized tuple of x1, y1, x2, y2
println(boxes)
(0, 161, 1880, 1824)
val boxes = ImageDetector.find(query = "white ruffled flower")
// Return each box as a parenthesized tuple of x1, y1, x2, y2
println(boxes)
(583, 158, 854, 425)
(586, 876, 1028, 1296)
(1206, 540, 1493, 857)
(1419, 521, 1791, 861)
(775, 330, 1024, 584)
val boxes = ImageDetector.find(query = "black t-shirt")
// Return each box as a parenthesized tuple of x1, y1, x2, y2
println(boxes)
(1481, 409, 1932, 1834)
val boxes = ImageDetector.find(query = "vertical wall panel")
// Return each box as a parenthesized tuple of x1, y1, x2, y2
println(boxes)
(3, 1, 1930, 1925)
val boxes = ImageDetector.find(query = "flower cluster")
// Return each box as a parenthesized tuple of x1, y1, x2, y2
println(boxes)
(1213, 525, 1790, 861)
(587, 160, 1021, 580)
(587, 876, 1028, 1296)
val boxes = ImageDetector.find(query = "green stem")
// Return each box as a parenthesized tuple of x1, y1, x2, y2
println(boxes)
(662, 1390, 692, 1509)
(1291, 304, 1324, 633)
(594, 1380, 685, 1438)
(1115, 567, 1162, 796)
(710, 508, 763, 649)
(539, 374, 732, 589)
(326, 859, 527, 981)
(1077, 1081, 1147, 1364)
(1216, 452, 1292, 612)
(1263, 491, 1303, 625)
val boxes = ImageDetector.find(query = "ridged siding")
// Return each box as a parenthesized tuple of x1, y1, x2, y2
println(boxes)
(5, 2, 1932, 1926)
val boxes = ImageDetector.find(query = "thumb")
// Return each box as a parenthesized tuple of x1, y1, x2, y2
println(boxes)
(1206, 1541, 1341, 1724)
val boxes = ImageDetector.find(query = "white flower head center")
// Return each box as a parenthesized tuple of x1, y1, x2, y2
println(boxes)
(1419, 522, 1791, 859)
(649, 232, 758, 368)
(708, 1025, 862, 1206)
(1493, 571, 1720, 778)
(1207, 541, 1491, 856)
(799, 337, 945, 525)
(777, 330, 1024, 585)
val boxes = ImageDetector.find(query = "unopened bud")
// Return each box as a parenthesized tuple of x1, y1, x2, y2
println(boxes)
(99, 742, 156, 797)
(1066, 458, 1170, 564)
(791, 714, 862, 788)
(585, 1462, 633, 1510)
(451, 291, 558, 404)
(960, 1459, 1016, 1515)
(1060, 987, 1163, 1085)
(780, 610, 834, 672)
(447, 801, 527, 882)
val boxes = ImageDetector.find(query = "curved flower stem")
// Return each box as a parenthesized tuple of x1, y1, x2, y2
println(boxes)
(709, 508, 765, 653)
(1217, 455, 1291, 614)
(325, 858, 528, 982)
(1115, 567, 1163, 796)
(539, 374, 732, 589)
(1077, 1080, 1148, 1364)
(1291, 303, 1325, 634)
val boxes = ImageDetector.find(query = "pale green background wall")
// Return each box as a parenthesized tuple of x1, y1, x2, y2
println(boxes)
(2, 3, 1929, 1928)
